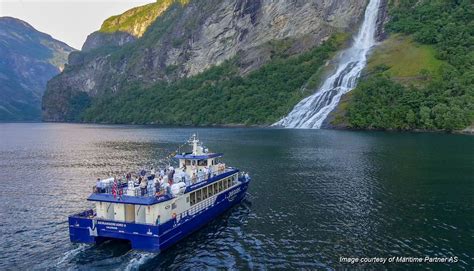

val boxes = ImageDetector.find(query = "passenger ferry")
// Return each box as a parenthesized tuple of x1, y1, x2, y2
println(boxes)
(68, 135, 251, 252)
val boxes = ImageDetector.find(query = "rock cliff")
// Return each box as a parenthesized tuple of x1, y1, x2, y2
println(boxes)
(0, 17, 75, 121)
(43, 0, 368, 122)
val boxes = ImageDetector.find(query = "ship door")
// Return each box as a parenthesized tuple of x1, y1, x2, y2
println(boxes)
(125, 204, 135, 222)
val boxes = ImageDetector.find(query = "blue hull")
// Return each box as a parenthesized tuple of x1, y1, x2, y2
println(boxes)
(68, 179, 250, 252)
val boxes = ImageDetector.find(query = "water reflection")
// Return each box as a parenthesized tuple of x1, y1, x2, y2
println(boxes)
(0, 124, 472, 270)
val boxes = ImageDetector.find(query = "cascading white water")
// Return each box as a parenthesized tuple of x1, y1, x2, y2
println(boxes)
(274, 0, 381, 129)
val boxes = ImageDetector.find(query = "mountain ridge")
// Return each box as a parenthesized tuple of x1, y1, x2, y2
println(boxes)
(0, 16, 75, 121)
(42, 0, 369, 122)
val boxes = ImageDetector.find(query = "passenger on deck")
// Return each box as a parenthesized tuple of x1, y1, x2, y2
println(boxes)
(165, 182, 172, 195)
(205, 166, 211, 179)
(179, 171, 186, 183)
(140, 177, 148, 196)
(168, 166, 175, 183)
(140, 169, 146, 177)
(126, 172, 131, 182)
(116, 177, 122, 188)
(95, 178, 102, 193)
(154, 180, 161, 194)
(150, 167, 156, 179)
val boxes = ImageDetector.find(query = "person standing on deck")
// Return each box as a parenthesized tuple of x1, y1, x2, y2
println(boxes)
(150, 167, 156, 179)
(168, 166, 175, 183)
(191, 164, 197, 181)
(160, 168, 165, 177)
(140, 177, 148, 196)
(95, 178, 101, 193)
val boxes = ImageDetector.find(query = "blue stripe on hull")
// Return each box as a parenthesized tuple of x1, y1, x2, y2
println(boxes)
(68, 180, 250, 253)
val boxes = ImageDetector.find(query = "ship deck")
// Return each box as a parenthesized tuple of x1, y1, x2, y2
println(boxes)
(88, 168, 239, 205)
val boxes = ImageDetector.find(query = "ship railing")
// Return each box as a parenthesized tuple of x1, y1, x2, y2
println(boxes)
(174, 196, 213, 222)
(188, 167, 235, 185)
(91, 167, 236, 198)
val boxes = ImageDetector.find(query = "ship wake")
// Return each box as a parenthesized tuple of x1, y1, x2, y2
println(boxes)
(122, 251, 155, 271)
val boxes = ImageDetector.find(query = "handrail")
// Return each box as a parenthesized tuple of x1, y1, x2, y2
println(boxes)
(136, 205, 142, 216)
(106, 202, 113, 213)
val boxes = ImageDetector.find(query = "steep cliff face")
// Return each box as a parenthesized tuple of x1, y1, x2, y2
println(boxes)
(0, 17, 75, 121)
(43, 0, 368, 122)
(81, 0, 188, 51)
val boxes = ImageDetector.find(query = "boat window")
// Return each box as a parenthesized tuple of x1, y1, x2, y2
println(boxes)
(172, 203, 177, 209)
(198, 160, 207, 166)
(186, 196, 190, 203)
(190, 192, 196, 205)
(208, 185, 214, 196)
(219, 180, 223, 191)
(185, 160, 191, 165)
(202, 187, 208, 199)
(228, 178, 232, 187)
(196, 190, 202, 202)
(213, 183, 218, 193)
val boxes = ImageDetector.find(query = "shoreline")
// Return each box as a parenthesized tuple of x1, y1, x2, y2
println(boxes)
(3, 120, 472, 135)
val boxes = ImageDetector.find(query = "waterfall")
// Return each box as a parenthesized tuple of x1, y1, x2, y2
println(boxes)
(274, 0, 382, 129)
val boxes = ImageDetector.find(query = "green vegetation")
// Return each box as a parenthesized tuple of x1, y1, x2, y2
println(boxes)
(100, 0, 188, 37)
(343, 0, 474, 131)
(82, 35, 346, 125)
(67, 92, 92, 122)
(366, 34, 443, 86)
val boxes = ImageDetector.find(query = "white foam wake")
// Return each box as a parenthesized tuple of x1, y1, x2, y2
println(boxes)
(274, 0, 382, 129)
(123, 252, 155, 271)
(56, 244, 88, 265)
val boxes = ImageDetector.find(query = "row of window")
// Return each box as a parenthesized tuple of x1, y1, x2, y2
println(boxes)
(184, 159, 220, 166)
(188, 174, 236, 206)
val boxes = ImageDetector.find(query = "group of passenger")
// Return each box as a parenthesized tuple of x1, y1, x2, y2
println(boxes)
(94, 163, 227, 197)
(131, 166, 178, 196)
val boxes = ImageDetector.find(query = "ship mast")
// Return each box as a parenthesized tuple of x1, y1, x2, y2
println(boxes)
(190, 134, 199, 154)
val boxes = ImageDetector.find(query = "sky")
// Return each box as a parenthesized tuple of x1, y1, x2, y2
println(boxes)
(0, 0, 152, 49)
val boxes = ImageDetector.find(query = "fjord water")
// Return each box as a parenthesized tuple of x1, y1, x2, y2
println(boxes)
(0, 123, 473, 270)
(275, 0, 381, 128)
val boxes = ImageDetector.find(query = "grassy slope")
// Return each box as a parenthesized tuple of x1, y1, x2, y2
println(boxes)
(366, 34, 443, 85)
(331, 34, 442, 127)
(99, 0, 188, 37)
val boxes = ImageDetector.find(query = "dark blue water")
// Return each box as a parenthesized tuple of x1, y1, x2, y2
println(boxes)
(0, 123, 472, 270)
